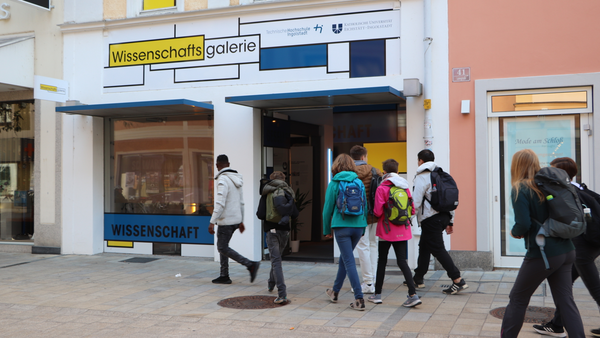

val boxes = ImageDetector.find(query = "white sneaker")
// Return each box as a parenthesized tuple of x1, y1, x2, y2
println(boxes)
(351, 282, 375, 294)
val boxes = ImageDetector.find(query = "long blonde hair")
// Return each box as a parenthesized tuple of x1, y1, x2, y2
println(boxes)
(510, 149, 544, 201)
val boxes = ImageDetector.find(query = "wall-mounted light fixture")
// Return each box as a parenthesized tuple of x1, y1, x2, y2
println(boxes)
(403, 78, 423, 97)
(461, 100, 470, 114)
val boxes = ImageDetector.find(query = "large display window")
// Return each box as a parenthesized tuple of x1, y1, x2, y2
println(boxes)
(105, 114, 214, 253)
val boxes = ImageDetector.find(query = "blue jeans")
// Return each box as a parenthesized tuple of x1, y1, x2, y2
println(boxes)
(333, 227, 364, 300)
(266, 230, 288, 298)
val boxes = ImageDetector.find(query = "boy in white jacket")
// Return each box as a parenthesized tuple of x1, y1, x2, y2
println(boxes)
(208, 154, 260, 284)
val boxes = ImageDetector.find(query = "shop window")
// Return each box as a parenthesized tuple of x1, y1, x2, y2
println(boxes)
(0, 101, 34, 242)
(490, 87, 592, 115)
(107, 115, 214, 216)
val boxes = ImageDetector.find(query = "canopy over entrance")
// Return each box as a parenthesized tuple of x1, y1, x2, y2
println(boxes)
(55, 99, 213, 118)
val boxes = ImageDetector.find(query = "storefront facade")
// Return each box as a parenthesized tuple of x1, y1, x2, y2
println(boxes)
(58, 0, 453, 265)
(448, 0, 600, 267)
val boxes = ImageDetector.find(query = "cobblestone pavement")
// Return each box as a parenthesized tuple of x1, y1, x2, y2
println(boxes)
(0, 253, 597, 337)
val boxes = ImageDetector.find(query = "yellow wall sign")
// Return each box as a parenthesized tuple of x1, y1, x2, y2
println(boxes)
(424, 99, 431, 110)
(109, 36, 204, 67)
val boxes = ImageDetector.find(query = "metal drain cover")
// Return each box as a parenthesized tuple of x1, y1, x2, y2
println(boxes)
(490, 306, 555, 323)
(218, 295, 290, 309)
(120, 257, 160, 263)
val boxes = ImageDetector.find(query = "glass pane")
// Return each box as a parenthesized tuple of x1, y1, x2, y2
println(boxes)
(0, 102, 34, 242)
(492, 91, 587, 113)
(499, 115, 580, 257)
(143, 0, 175, 10)
(108, 115, 214, 216)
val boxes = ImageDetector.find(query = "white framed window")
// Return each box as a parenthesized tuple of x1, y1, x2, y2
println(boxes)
(127, 0, 184, 17)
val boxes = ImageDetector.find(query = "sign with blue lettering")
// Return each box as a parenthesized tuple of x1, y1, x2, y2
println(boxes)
(104, 214, 213, 244)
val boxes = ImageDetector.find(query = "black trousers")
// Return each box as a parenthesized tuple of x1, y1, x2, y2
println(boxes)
(551, 235, 600, 328)
(501, 251, 584, 338)
(375, 240, 416, 296)
(414, 213, 460, 281)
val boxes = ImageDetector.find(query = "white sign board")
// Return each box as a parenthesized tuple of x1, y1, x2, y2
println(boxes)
(34, 75, 69, 103)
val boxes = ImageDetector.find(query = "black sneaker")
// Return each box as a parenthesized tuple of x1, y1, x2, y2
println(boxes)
(212, 276, 232, 284)
(591, 327, 600, 337)
(248, 261, 260, 283)
(274, 296, 288, 304)
(442, 278, 468, 295)
(533, 322, 566, 337)
(403, 279, 425, 289)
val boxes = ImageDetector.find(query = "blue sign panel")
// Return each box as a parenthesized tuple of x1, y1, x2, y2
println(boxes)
(104, 214, 213, 244)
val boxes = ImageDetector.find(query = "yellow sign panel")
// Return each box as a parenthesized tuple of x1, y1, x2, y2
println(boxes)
(107, 241, 134, 248)
(109, 36, 204, 67)
(144, 0, 175, 10)
(40, 84, 58, 92)
(424, 99, 431, 110)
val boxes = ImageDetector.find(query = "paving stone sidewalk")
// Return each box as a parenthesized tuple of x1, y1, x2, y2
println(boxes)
(0, 252, 597, 337)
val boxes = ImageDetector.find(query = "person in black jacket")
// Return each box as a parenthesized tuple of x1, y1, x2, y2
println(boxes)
(533, 157, 600, 338)
(256, 171, 298, 304)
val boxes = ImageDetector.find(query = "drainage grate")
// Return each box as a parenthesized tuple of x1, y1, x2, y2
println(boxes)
(218, 295, 290, 309)
(120, 257, 160, 264)
(490, 306, 555, 323)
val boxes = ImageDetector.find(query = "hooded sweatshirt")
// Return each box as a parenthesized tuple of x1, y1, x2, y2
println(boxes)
(373, 173, 414, 242)
(256, 179, 299, 231)
(322, 171, 368, 236)
(209, 167, 244, 226)
(412, 161, 455, 224)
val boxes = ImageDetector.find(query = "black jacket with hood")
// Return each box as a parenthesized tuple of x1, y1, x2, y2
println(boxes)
(256, 178, 299, 232)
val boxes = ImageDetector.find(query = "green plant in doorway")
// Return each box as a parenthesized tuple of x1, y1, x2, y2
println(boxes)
(291, 188, 312, 241)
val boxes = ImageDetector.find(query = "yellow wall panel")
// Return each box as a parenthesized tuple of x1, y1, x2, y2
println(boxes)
(364, 142, 407, 173)
(144, 0, 176, 10)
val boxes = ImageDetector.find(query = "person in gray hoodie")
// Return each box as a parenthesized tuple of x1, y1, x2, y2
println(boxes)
(256, 171, 299, 304)
(208, 154, 260, 285)
(412, 149, 467, 295)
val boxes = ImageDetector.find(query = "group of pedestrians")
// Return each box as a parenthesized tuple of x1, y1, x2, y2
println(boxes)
(322, 146, 467, 311)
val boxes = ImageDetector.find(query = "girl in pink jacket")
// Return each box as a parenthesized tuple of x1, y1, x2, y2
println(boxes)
(368, 159, 422, 308)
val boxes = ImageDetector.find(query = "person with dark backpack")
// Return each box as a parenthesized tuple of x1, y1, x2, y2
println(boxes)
(323, 154, 368, 311)
(411, 149, 467, 295)
(500, 150, 583, 338)
(532, 157, 600, 338)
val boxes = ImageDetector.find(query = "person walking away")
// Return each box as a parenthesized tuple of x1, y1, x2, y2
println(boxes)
(208, 154, 260, 285)
(323, 154, 368, 310)
(500, 150, 584, 338)
(256, 171, 299, 304)
(368, 159, 422, 307)
(350, 145, 382, 294)
(533, 157, 600, 337)
(412, 149, 467, 294)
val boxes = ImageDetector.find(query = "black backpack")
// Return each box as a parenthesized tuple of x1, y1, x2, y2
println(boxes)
(579, 183, 600, 246)
(368, 167, 383, 216)
(533, 167, 586, 269)
(425, 167, 459, 212)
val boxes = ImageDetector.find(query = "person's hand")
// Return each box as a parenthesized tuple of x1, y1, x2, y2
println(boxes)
(238, 222, 245, 233)
(510, 231, 522, 239)
(208, 223, 215, 235)
(325, 234, 333, 239)
(445, 225, 454, 234)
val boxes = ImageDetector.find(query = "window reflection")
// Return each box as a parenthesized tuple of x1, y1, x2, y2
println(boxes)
(492, 91, 587, 113)
(108, 115, 214, 216)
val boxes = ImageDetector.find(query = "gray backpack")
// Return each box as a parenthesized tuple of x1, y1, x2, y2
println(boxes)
(534, 167, 586, 269)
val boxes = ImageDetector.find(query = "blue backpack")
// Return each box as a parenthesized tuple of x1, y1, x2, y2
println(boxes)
(336, 178, 366, 218)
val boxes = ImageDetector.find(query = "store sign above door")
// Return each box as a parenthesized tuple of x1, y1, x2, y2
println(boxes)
(103, 8, 400, 92)
(104, 214, 213, 245)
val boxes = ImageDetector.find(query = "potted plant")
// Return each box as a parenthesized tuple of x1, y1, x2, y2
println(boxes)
(290, 188, 312, 252)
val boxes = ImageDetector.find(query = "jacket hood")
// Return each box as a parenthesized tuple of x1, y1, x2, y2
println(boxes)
(260, 179, 295, 198)
(332, 171, 359, 182)
(354, 163, 372, 180)
(382, 173, 409, 189)
(217, 168, 243, 188)
(416, 161, 438, 175)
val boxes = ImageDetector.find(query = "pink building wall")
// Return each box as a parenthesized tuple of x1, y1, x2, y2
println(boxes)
(448, 0, 600, 250)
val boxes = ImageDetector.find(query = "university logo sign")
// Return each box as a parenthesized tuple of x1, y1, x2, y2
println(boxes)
(332, 23, 343, 34)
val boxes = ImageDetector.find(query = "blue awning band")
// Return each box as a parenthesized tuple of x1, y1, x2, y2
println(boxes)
(55, 99, 213, 118)
(225, 86, 405, 109)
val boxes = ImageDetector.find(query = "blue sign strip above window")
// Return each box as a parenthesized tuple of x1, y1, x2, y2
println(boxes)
(260, 44, 327, 70)
(104, 214, 213, 245)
